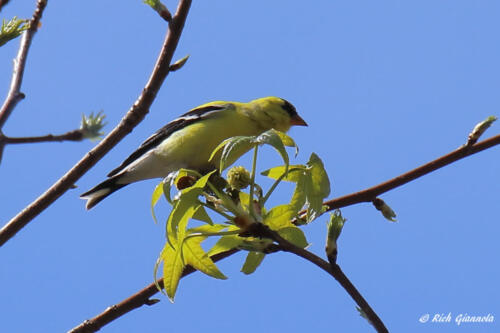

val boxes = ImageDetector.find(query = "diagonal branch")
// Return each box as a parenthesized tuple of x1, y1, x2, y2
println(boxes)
(0, 0, 47, 129)
(321, 132, 500, 211)
(0, 0, 11, 12)
(68, 249, 238, 333)
(0, 0, 193, 247)
(273, 233, 388, 332)
(69, 130, 500, 331)
(70, 225, 389, 333)
(245, 224, 388, 332)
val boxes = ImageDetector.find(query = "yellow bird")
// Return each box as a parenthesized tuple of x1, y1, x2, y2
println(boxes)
(81, 97, 307, 209)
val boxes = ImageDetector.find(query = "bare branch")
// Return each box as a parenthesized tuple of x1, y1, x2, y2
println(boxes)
(0, 142, 4, 161)
(0, 0, 47, 129)
(68, 249, 238, 333)
(321, 131, 500, 212)
(1, 130, 84, 144)
(144, 0, 172, 22)
(0, 0, 12, 13)
(244, 224, 389, 333)
(69, 131, 500, 330)
(71, 224, 390, 332)
(0, 0, 193, 247)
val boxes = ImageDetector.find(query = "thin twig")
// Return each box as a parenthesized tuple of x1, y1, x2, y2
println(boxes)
(0, 142, 5, 162)
(246, 224, 388, 332)
(68, 131, 500, 331)
(0, 0, 193, 247)
(0, 130, 84, 144)
(289, 248, 388, 332)
(0, 0, 11, 12)
(317, 132, 500, 214)
(0, 0, 47, 129)
(71, 223, 390, 332)
(68, 249, 238, 333)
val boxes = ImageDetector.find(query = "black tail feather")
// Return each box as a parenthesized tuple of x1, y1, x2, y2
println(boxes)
(80, 176, 128, 209)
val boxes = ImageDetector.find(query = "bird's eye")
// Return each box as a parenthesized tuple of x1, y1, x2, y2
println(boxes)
(281, 99, 297, 117)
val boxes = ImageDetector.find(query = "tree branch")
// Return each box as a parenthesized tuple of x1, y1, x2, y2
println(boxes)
(245, 224, 389, 333)
(70, 224, 389, 333)
(322, 132, 500, 212)
(0, 0, 12, 14)
(68, 130, 500, 331)
(0, 130, 85, 144)
(68, 249, 238, 333)
(0, 0, 193, 247)
(0, 0, 47, 129)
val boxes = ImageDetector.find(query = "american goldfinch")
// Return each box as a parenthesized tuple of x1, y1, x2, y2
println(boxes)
(81, 96, 307, 209)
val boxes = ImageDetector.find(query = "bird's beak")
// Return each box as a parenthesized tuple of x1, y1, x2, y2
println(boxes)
(290, 114, 308, 126)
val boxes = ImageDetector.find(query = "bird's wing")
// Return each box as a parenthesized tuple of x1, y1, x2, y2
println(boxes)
(107, 104, 229, 177)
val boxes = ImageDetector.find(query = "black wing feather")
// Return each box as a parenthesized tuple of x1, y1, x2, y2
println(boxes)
(107, 104, 227, 177)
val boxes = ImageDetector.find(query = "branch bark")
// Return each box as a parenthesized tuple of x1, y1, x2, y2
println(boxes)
(0, 0, 11, 12)
(70, 225, 390, 333)
(0, 0, 47, 129)
(321, 132, 500, 211)
(69, 130, 500, 331)
(0, 0, 193, 247)
(246, 224, 388, 332)
(68, 249, 238, 333)
(0, 130, 85, 144)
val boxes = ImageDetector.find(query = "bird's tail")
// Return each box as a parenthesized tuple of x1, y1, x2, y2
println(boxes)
(80, 175, 128, 210)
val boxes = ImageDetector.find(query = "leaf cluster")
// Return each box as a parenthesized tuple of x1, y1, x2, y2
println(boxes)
(80, 112, 107, 141)
(0, 17, 29, 47)
(151, 129, 331, 300)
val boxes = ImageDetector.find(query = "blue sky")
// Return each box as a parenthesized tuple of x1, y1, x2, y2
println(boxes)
(1, 1, 499, 332)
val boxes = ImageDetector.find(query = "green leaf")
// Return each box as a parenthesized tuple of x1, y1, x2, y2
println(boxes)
(210, 136, 254, 170)
(178, 172, 216, 240)
(261, 165, 306, 182)
(192, 206, 213, 224)
(169, 203, 199, 247)
(305, 153, 331, 222)
(326, 210, 347, 256)
(307, 153, 330, 199)
(263, 154, 329, 224)
(289, 172, 307, 212)
(162, 172, 178, 204)
(154, 246, 168, 295)
(254, 129, 289, 168)
(0, 17, 29, 47)
(238, 191, 251, 209)
(182, 237, 227, 279)
(151, 182, 164, 224)
(187, 224, 227, 235)
(275, 131, 298, 156)
(278, 226, 308, 248)
(207, 234, 244, 256)
(263, 204, 296, 230)
(190, 170, 216, 190)
(161, 241, 184, 302)
(167, 171, 216, 244)
(261, 167, 307, 227)
(241, 251, 266, 275)
(80, 112, 107, 141)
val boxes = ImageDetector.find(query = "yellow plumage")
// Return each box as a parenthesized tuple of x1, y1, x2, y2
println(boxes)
(81, 96, 307, 209)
